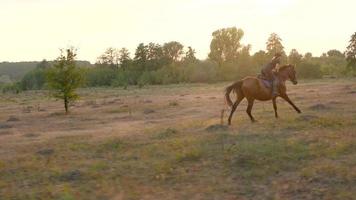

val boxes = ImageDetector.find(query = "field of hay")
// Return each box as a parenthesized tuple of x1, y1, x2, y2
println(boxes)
(1, 79, 356, 200)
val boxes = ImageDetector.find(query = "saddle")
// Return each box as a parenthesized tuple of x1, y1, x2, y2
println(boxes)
(257, 74, 272, 88)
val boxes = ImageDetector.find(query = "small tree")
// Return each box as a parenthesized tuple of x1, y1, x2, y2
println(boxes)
(46, 48, 84, 114)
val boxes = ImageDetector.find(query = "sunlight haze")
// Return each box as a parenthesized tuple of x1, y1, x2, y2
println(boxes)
(1, 0, 355, 62)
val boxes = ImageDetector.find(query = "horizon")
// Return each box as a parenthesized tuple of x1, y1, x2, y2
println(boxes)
(1, 0, 355, 63)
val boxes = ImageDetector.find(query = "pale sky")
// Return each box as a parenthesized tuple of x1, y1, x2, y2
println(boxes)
(0, 0, 355, 63)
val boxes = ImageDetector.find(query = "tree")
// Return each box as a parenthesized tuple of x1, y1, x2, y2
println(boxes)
(46, 48, 84, 114)
(327, 49, 344, 58)
(147, 43, 163, 61)
(118, 48, 131, 70)
(208, 27, 244, 67)
(345, 32, 356, 73)
(266, 33, 285, 57)
(288, 49, 302, 65)
(184, 46, 197, 63)
(163, 41, 184, 63)
(96, 47, 120, 69)
(134, 43, 149, 70)
(304, 52, 313, 60)
(146, 42, 166, 70)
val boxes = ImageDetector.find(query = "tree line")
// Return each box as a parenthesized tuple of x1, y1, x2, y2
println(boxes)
(2, 28, 356, 94)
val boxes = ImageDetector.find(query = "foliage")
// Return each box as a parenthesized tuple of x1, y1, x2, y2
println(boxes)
(46, 48, 84, 113)
(3, 28, 355, 91)
(266, 32, 285, 57)
(85, 67, 116, 87)
(296, 62, 323, 79)
(288, 49, 302, 65)
(1, 82, 21, 93)
(327, 49, 344, 58)
(96, 47, 120, 69)
(163, 41, 184, 63)
(346, 32, 356, 74)
(20, 68, 46, 90)
(208, 27, 245, 67)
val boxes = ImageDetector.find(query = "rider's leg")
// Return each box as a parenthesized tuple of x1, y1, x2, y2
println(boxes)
(272, 75, 279, 97)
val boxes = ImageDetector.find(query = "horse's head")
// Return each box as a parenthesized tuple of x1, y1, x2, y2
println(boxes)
(279, 64, 298, 85)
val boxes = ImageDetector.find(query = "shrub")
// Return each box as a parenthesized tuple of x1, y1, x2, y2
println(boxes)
(85, 67, 116, 87)
(20, 68, 46, 90)
(296, 62, 323, 79)
(1, 82, 21, 93)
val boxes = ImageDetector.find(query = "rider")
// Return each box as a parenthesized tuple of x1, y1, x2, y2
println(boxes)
(261, 53, 282, 97)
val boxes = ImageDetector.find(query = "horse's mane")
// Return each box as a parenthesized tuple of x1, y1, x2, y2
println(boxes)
(278, 64, 293, 72)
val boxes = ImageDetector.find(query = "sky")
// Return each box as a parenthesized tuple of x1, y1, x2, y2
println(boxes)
(0, 0, 355, 63)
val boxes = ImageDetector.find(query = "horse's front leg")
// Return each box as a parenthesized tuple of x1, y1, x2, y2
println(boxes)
(272, 97, 278, 118)
(280, 94, 301, 113)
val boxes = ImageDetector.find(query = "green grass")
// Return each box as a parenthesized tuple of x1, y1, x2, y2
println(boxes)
(1, 119, 356, 199)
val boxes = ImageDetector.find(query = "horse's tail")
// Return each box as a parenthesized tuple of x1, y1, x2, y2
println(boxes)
(225, 80, 243, 107)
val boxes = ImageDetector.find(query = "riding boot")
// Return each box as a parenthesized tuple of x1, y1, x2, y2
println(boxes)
(272, 79, 280, 97)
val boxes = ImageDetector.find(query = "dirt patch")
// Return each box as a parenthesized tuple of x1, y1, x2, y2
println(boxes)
(205, 124, 228, 132)
(169, 101, 179, 106)
(143, 109, 155, 114)
(0, 123, 12, 129)
(7, 116, 20, 122)
(296, 114, 319, 121)
(153, 128, 178, 139)
(328, 101, 343, 104)
(58, 170, 82, 182)
(0, 131, 12, 136)
(142, 100, 152, 103)
(23, 133, 40, 137)
(48, 112, 65, 117)
(309, 103, 331, 110)
(36, 148, 55, 156)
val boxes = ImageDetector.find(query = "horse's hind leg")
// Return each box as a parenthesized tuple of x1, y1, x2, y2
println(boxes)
(246, 98, 256, 122)
(227, 96, 244, 125)
(272, 97, 278, 118)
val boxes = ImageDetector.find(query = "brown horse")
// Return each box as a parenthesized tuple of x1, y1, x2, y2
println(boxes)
(225, 64, 301, 125)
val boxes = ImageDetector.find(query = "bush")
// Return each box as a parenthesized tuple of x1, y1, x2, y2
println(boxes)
(20, 68, 46, 90)
(111, 70, 141, 87)
(183, 61, 218, 83)
(1, 82, 21, 93)
(138, 71, 155, 87)
(296, 62, 323, 79)
(85, 67, 116, 87)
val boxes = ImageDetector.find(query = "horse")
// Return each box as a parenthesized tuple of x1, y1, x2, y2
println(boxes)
(225, 64, 301, 125)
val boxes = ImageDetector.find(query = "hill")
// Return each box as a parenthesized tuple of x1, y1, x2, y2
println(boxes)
(0, 61, 92, 82)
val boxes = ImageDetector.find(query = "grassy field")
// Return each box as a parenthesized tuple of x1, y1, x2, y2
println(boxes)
(0, 79, 356, 200)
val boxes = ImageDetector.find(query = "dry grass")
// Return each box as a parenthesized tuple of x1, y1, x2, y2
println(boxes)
(0, 79, 356, 200)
